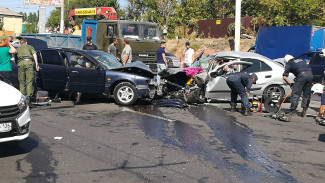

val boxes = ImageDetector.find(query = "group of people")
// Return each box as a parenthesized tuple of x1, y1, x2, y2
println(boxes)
(83, 36, 132, 66)
(0, 36, 39, 104)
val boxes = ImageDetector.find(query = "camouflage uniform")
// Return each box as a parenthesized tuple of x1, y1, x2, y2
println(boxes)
(17, 44, 36, 97)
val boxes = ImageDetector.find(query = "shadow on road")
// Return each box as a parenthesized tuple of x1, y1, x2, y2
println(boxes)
(0, 135, 38, 158)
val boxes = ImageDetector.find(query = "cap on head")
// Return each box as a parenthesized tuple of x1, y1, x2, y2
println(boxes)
(86, 36, 92, 41)
(311, 83, 324, 94)
(185, 41, 190, 46)
(320, 49, 325, 57)
(251, 73, 258, 83)
(284, 54, 294, 63)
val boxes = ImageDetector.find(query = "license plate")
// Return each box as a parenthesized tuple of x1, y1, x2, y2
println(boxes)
(0, 123, 12, 133)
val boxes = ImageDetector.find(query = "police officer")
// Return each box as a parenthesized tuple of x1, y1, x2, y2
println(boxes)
(282, 54, 313, 117)
(226, 72, 258, 116)
(16, 38, 39, 103)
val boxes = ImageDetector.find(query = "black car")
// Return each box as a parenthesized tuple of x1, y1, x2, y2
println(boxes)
(10, 38, 156, 106)
(298, 51, 325, 83)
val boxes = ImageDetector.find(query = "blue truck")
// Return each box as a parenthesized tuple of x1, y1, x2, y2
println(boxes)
(253, 26, 325, 83)
(21, 19, 162, 71)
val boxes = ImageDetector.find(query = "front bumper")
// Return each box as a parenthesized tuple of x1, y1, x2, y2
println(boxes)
(0, 106, 31, 143)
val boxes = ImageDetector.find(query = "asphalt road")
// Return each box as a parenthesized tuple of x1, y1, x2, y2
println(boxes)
(0, 97, 324, 183)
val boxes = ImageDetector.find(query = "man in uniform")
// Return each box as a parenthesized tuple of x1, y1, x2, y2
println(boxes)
(282, 54, 313, 117)
(16, 38, 39, 103)
(226, 72, 258, 116)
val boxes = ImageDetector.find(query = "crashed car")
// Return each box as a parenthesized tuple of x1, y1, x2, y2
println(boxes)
(158, 51, 294, 103)
(10, 38, 156, 106)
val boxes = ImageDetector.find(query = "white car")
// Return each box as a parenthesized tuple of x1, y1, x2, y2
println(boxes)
(0, 81, 31, 143)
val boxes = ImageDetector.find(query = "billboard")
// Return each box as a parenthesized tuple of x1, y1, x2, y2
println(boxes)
(24, 0, 61, 7)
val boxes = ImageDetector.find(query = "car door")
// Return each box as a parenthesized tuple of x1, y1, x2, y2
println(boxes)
(308, 53, 325, 83)
(205, 61, 251, 101)
(240, 58, 273, 92)
(66, 51, 106, 94)
(38, 49, 67, 91)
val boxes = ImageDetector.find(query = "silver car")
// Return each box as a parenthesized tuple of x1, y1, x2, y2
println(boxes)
(165, 52, 182, 68)
(202, 51, 295, 102)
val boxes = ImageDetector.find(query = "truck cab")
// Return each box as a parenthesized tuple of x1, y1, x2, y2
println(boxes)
(96, 20, 161, 71)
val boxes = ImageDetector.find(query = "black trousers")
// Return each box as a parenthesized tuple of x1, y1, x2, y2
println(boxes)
(0, 71, 12, 85)
(290, 73, 313, 110)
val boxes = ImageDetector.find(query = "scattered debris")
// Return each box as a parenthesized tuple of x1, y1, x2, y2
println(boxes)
(54, 137, 63, 140)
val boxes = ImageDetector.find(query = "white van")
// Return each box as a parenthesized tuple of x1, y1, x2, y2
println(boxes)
(0, 81, 31, 143)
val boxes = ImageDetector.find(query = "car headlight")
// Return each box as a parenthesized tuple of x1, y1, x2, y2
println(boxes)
(18, 95, 27, 112)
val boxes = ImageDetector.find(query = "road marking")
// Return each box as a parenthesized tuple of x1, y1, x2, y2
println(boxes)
(122, 107, 176, 122)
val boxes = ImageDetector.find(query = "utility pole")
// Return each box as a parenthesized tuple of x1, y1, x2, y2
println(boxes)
(234, 0, 241, 51)
(60, 0, 64, 33)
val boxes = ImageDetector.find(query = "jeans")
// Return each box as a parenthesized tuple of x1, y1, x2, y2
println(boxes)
(226, 76, 250, 109)
(157, 63, 166, 85)
(0, 71, 12, 85)
(290, 73, 313, 110)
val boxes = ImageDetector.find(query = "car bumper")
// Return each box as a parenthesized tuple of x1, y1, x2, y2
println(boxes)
(0, 107, 31, 143)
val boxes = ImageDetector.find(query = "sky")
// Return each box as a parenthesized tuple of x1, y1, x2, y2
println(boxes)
(0, 0, 129, 19)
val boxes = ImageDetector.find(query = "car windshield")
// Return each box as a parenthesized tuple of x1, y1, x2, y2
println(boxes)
(91, 51, 122, 69)
(120, 23, 161, 40)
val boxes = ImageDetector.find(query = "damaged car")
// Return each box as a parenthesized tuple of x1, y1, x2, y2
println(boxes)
(157, 51, 294, 104)
(11, 38, 156, 106)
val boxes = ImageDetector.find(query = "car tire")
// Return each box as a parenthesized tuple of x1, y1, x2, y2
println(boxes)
(113, 82, 138, 106)
(263, 85, 285, 101)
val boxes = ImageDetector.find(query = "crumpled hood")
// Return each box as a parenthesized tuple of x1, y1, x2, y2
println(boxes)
(0, 81, 22, 106)
(111, 61, 154, 78)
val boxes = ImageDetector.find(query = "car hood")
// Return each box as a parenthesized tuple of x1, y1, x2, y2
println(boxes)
(111, 61, 154, 78)
(0, 81, 22, 106)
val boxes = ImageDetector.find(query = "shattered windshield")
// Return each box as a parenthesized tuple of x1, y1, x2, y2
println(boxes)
(91, 51, 122, 69)
(120, 23, 161, 40)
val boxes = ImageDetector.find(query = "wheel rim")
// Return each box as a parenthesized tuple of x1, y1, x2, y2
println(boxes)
(265, 86, 283, 99)
(117, 86, 135, 103)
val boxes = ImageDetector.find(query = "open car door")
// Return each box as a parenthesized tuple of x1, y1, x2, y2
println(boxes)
(205, 61, 252, 101)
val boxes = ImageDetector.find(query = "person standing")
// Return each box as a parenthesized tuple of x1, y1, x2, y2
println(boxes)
(156, 41, 168, 85)
(182, 41, 194, 67)
(226, 72, 258, 116)
(82, 36, 98, 50)
(0, 36, 17, 85)
(163, 25, 168, 40)
(282, 54, 313, 117)
(311, 83, 325, 124)
(121, 38, 132, 66)
(107, 38, 119, 60)
(16, 38, 39, 103)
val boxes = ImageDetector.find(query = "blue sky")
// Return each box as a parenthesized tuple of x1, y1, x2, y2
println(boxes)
(0, 0, 129, 19)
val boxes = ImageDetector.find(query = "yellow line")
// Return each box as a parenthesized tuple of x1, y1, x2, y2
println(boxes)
(123, 108, 175, 122)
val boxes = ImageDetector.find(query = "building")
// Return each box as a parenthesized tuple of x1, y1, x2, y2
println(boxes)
(0, 6, 23, 34)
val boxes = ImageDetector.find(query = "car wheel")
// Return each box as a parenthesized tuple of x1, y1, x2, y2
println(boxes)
(263, 85, 285, 101)
(113, 82, 138, 106)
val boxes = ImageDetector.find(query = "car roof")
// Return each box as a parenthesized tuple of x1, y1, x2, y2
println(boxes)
(215, 51, 271, 60)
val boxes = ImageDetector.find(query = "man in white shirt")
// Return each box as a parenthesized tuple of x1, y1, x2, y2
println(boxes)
(182, 41, 194, 67)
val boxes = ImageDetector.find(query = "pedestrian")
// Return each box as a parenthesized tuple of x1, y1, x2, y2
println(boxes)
(226, 72, 258, 116)
(0, 36, 17, 85)
(82, 36, 98, 50)
(282, 54, 313, 117)
(121, 38, 132, 66)
(182, 41, 194, 68)
(16, 38, 39, 104)
(107, 38, 119, 60)
(156, 41, 168, 85)
(311, 83, 325, 123)
(163, 25, 168, 40)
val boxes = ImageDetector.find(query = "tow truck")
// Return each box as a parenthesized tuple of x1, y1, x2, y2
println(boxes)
(21, 7, 162, 71)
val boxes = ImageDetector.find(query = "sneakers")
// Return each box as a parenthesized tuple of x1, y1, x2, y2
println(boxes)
(230, 103, 237, 112)
(243, 108, 252, 116)
(300, 108, 307, 117)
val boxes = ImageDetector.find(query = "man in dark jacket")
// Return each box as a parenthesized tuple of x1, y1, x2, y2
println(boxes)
(282, 54, 313, 117)
(82, 36, 98, 50)
(226, 72, 258, 116)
